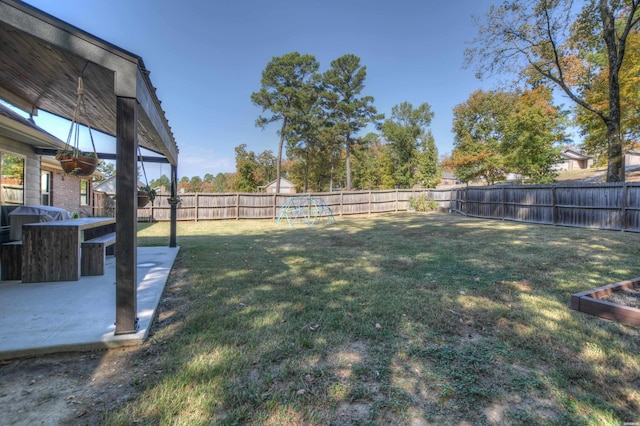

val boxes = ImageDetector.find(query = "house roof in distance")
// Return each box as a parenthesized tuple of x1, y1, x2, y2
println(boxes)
(561, 149, 591, 160)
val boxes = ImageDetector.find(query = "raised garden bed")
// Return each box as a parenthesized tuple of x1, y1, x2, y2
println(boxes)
(571, 277, 640, 326)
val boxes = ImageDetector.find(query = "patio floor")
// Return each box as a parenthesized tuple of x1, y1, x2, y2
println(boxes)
(0, 246, 180, 360)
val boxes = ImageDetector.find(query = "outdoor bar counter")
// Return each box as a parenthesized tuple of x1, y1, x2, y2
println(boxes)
(21, 217, 115, 283)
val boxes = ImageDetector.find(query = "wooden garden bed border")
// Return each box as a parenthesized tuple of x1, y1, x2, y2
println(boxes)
(571, 277, 640, 326)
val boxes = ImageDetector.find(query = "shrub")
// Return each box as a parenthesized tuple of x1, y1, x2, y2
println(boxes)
(408, 194, 439, 212)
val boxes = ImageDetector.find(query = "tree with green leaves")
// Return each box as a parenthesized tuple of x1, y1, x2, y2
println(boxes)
(416, 130, 440, 188)
(255, 150, 276, 186)
(576, 28, 640, 163)
(233, 144, 258, 192)
(322, 54, 383, 190)
(95, 161, 115, 182)
(501, 87, 565, 184)
(287, 126, 335, 192)
(449, 90, 511, 185)
(212, 172, 231, 193)
(150, 174, 170, 190)
(449, 88, 566, 184)
(190, 176, 203, 192)
(381, 102, 438, 188)
(351, 133, 384, 190)
(251, 52, 320, 193)
(467, 0, 640, 182)
(285, 78, 332, 192)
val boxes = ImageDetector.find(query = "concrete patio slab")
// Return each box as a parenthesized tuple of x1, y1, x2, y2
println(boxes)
(0, 246, 179, 360)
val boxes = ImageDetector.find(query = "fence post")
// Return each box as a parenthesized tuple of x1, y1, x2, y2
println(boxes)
(340, 192, 344, 216)
(621, 182, 628, 231)
(396, 189, 399, 212)
(450, 189, 454, 212)
(369, 191, 372, 214)
(195, 193, 199, 222)
(552, 185, 558, 225)
(273, 193, 277, 220)
(235, 193, 239, 220)
(501, 187, 506, 220)
(464, 187, 468, 215)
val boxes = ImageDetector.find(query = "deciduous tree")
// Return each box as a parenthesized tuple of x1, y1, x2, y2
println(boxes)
(502, 87, 565, 183)
(449, 90, 512, 185)
(467, 0, 640, 182)
(212, 172, 231, 193)
(449, 88, 566, 184)
(233, 144, 258, 192)
(576, 29, 640, 162)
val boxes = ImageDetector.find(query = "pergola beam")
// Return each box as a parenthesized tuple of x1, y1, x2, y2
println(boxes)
(115, 97, 138, 335)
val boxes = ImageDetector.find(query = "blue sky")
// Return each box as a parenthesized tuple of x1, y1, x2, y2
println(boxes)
(23, 0, 501, 181)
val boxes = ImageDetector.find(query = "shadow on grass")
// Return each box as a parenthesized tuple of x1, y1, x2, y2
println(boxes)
(110, 213, 640, 424)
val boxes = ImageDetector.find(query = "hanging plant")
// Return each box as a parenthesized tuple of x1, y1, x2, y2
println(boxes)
(57, 75, 99, 177)
(167, 196, 182, 206)
(137, 145, 158, 208)
(56, 150, 98, 176)
(137, 185, 156, 208)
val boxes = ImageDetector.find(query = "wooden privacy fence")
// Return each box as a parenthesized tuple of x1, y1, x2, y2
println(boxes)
(451, 182, 640, 232)
(135, 189, 456, 222)
(117, 182, 640, 233)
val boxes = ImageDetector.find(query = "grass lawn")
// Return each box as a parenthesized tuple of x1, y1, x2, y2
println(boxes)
(116, 213, 639, 425)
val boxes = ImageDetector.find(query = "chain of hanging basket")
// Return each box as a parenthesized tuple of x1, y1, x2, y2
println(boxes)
(56, 76, 99, 176)
(137, 146, 156, 207)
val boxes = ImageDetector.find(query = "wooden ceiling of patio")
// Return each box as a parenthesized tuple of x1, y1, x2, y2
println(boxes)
(0, 0, 178, 164)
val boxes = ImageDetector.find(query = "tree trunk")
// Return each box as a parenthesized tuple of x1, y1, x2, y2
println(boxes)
(604, 54, 624, 181)
(600, 0, 624, 182)
(330, 149, 335, 191)
(304, 148, 309, 193)
(606, 119, 624, 182)
(345, 131, 352, 190)
(276, 117, 287, 193)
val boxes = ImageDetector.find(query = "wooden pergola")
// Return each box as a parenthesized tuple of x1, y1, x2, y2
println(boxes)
(0, 0, 179, 334)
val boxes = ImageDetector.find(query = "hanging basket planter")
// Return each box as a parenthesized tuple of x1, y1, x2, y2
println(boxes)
(167, 196, 181, 206)
(58, 75, 99, 176)
(56, 152, 98, 177)
(137, 190, 150, 208)
(137, 185, 156, 208)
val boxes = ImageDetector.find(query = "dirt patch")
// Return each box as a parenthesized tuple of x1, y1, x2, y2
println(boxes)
(602, 284, 640, 309)
(0, 269, 187, 425)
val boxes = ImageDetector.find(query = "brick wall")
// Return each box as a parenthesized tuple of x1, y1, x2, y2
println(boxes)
(43, 165, 93, 216)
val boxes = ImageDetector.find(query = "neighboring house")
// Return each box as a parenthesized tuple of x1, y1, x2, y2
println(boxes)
(260, 178, 297, 194)
(93, 175, 147, 196)
(625, 149, 640, 168)
(556, 149, 593, 171)
(0, 102, 96, 241)
(439, 172, 460, 187)
(93, 175, 148, 217)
